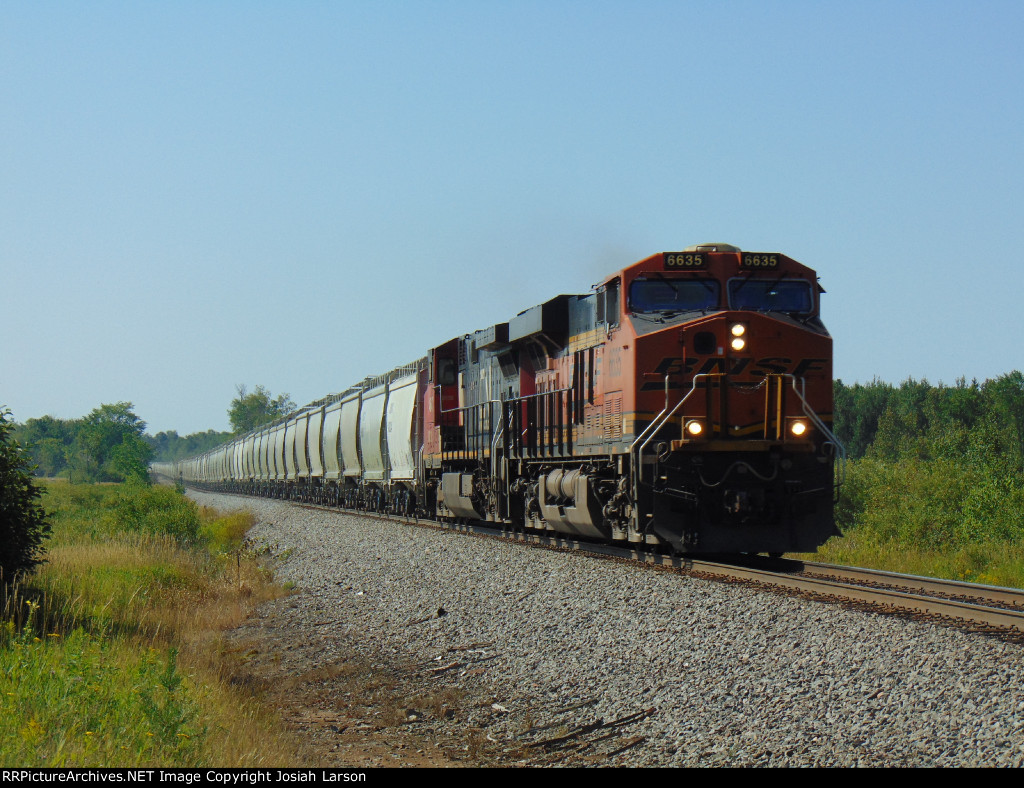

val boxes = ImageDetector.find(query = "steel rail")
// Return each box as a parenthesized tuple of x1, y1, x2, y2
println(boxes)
(681, 558, 1024, 630)
(798, 561, 1024, 608)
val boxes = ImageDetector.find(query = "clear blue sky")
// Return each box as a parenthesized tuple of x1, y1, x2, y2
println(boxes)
(2, 1, 1022, 435)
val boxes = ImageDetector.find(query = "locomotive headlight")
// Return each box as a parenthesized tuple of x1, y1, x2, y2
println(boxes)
(790, 420, 808, 437)
(685, 420, 704, 437)
(729, 324, 747, 351)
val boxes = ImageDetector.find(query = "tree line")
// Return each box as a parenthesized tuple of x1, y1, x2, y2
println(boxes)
(834, 372, 1024, 471)
(1, 385, 294, 579)
(11, 384, 296, 481)
(14, 402, 152, 483)
(833, 372, 1024, 548)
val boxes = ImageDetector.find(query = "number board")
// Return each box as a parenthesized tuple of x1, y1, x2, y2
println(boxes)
(741, 253, 780, 269)
(663, 252, 706, 270)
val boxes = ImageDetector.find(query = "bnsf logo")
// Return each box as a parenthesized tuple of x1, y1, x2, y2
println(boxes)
(641, 356, 828, 389)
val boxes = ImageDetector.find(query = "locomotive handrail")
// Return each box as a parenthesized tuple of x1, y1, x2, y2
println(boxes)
(630, 373, 717, 530)
(627, 374, 673, 459)
(626, 374, 673, 525)
(446, 387, 577, 473)
(435, 395, 507, 514)
(439, 395, 503, 414)
(436, 387, 573, 414)
(634, 373, 718, 464)
(491, 405, 506, 519)
(416, 445, 425, 504)
(506, 387, 574, 402)
(784, 374, 847, 491)
(504, 387, 574, 463)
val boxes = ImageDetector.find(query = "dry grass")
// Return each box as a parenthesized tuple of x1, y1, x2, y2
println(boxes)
(1, 482, 304, 767)
(411, 688, 464, 720)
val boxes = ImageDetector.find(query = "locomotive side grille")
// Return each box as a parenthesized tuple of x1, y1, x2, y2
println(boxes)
(604, 393, 622, 441)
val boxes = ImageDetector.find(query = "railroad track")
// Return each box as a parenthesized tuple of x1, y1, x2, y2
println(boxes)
(488, 529, 1024, 635)
(683, 556, 1024, 634)
(195, 487, 1024, 637)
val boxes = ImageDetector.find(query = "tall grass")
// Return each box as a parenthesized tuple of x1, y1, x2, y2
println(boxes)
(0, 481, 299, 767)
(0, 626, 204, 766)
(801, 458, 1024, 588)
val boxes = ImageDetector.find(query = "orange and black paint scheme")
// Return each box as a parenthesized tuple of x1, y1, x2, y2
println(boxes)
(424, 243, 842, 555)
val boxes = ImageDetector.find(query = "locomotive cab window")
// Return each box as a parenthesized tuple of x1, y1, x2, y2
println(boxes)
(437, 357, 458, 386)
(629, 276, 719, 313)
(728, 278, 813, 314)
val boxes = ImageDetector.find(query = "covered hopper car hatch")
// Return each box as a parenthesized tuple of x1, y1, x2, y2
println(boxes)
(176, 243, 843, 558)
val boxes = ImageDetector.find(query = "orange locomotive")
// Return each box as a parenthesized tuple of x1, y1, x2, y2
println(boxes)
(425, 243, 843, 554)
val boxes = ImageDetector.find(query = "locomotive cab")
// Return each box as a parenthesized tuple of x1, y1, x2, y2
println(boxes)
(618, 246, 842, 553)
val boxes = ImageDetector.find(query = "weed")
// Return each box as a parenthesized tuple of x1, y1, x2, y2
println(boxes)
(139, 649, 197, 746)
(0, 481, 298, 767)
(466, 729, 487, 758)
(411, 688, 463, 720)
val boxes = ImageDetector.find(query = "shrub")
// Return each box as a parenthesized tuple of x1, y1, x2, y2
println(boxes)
(0, 410, 51, 579)
(112, 482, 202, 544)
(837, 457, 1024, 549)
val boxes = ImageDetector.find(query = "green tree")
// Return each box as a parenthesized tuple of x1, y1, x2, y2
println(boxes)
(70, 403, 152, 483)
(834, 379, 896, 459)
(867, 378, 932, 461)
(0, 409, 51, 578)
(13, 415, 76, 477)
(228, 385, 295, 434)
(983, 371, 1024, 471)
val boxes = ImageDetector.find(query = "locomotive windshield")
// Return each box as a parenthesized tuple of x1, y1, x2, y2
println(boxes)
(630, 277, 719, 313)
(728, 278, 813, 314)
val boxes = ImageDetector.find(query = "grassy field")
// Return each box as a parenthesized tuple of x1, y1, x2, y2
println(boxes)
(798, 533, 1024, 588)
(0, 480, 300, 767)
(795, 458, 1024, 589)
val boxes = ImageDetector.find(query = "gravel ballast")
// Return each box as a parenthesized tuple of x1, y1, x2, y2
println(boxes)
(192, 490, 1024, 767)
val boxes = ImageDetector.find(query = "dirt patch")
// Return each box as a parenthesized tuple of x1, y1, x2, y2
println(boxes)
(221, 598, 535, 767)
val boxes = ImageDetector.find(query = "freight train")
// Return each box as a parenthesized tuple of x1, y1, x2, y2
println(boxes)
(167, 244, 844, 554)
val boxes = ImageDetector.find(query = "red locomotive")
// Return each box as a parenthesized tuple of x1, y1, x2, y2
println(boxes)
(175, 243, 843, 555)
